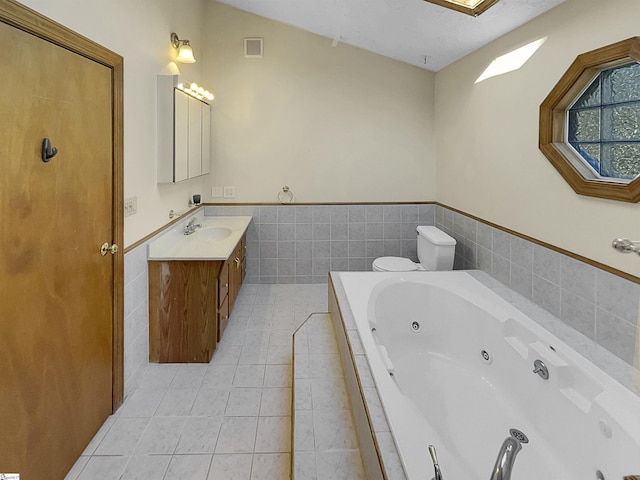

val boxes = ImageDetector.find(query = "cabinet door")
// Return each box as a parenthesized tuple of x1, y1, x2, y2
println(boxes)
(188, 97, 202, 178)
(174, 90, 189, 182)
(202, 102, 211, 175)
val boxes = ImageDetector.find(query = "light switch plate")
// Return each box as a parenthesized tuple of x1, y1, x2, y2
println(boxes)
(223, 186, 236, 198)
(211, 187, 223, 198)
(124, 196, 137, 217)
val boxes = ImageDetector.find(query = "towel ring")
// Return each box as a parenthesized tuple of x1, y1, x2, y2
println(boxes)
(278, 186, 293, 204)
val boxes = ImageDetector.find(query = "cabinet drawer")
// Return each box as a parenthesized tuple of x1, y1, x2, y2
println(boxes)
(218, 294, 229, 342)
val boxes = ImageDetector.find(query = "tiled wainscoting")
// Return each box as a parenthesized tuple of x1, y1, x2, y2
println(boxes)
(203, 204, 435, 284)
(123, 202, 639, 396)
(434, 205, 640, 368)
(124, 244, 151, 398)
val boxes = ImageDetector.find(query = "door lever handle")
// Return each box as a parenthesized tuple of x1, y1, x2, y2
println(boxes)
(42, 138, 58, 162)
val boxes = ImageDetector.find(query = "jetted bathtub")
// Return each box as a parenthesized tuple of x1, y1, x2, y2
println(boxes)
(337, 271, 640, 479)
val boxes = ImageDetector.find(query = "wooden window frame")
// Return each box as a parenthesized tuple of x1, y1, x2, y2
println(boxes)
(422, 0, 500, 16)
(539, 37, 640, 203)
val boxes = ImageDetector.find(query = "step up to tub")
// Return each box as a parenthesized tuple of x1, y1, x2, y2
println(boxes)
(292, 313, 366, 479)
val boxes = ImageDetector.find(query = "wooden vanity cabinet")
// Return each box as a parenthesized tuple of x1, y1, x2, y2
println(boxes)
(149, 234, 247, 363)
(148, 261, 221, 363)
(218, 234, 246, 340)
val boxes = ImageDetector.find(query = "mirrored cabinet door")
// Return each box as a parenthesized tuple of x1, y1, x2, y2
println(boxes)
(157, 74, 211, 183)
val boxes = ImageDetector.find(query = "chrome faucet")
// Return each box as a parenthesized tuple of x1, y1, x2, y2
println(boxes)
(428, 445, 444, 480)
(490, 431, 526, 480)
(183, 217, 202, 235)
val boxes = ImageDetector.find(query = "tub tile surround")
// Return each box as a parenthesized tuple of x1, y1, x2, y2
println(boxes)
(292, 313, 366, 479)
(435, 205, 640, 369)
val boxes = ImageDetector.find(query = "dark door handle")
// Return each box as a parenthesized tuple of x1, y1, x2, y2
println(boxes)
(42, 138, 58, 162)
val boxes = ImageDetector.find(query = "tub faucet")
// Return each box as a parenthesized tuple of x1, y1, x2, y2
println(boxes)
(428, 445, 444, 480)
(184, 217, 202, 235)
(489, 436, 522, 480)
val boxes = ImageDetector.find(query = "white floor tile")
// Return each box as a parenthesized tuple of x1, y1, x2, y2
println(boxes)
(190, 388, 230, 416)
(94, 417, 149, 455)
(117, 387, 166, 418)
(202, 364, 236, 387)
(266, 344, 292, 365)
(250, 453, 291, 480)
(135, 416, 185, 454)
(264, 364, 292, 387)
(120, 455, 172, 480)
(76, 455, 129, 480)
(208, 453, 253, 480)
(138, 364, 180, 388)
(215, 417, 258, 454)
(155, 388, 199, 416)
(175, 416, 223, 454)
(170, 364, 208, 387)
(254, 416, 291, 453)
(293, 451, 317, 480)
(225, 388, 262, 416)
(164, 454, 212, 480)
(259, 388, 291, 416)
(315, 450, 366, 480)
(211, 344, 242, 364)
(233, 364, 266, 387)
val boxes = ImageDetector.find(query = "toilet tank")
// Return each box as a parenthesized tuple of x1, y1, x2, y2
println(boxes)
(417, 226, 456, 271)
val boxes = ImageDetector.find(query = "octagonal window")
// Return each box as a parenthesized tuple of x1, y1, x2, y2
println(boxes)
(540, 37, 640, 202)
(568, 62, 640, 181)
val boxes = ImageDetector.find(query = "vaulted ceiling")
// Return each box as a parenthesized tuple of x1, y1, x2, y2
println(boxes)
(216, 0, 566, 71)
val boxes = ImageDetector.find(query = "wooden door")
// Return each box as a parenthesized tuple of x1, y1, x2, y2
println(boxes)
(0, 4, 123, 478)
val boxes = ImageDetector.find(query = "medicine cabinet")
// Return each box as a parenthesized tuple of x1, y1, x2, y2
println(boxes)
(157, 75, 211, 183)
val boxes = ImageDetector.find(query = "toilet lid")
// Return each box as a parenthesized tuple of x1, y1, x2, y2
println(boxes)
(373, 256, 419, 272)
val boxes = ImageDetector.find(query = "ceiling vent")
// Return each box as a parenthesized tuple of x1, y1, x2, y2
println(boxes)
(244, 38, 264, 58)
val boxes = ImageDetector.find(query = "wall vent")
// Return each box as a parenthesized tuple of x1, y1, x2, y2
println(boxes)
(244, 38, 263, 58)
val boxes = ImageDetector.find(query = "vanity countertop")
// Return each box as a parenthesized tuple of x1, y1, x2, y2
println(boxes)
(148, 215, 252, 261)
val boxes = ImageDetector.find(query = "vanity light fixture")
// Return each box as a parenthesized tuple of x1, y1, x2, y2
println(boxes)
(171, 32, 196, 63)
(176, 82, 214, 102)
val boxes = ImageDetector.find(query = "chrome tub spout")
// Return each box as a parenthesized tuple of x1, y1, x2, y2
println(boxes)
(489, 436, 522, 480)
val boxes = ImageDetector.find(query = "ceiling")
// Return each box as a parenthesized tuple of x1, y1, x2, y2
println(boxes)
(216, 0, 566, 71)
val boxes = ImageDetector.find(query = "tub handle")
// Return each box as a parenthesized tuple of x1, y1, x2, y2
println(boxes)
(428, 445, 444, 480)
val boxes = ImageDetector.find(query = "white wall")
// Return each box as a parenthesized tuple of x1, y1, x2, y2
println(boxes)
(435, 0, 640, 278)
(202, 2, 436, 204)
(19, 0, 208, 247)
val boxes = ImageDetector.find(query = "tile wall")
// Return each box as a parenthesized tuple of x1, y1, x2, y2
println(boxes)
(122, 202, 639, 396)
(123, 245, 151, 398)
(435, 205, 640, 367)
(203, 204, 435, 284)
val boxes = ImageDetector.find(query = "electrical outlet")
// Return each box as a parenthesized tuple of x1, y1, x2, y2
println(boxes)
(223, 186, 235, 198)
(124, 196, 137, 217)
(211, 187, 223, 198)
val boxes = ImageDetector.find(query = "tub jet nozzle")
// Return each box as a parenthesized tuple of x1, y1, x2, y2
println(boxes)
(428, 444, 444, 480)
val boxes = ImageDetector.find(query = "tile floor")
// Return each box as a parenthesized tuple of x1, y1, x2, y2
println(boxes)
(65, 283, 328, 480)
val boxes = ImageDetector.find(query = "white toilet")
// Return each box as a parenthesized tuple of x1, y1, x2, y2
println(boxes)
(372, 226, 456, 272)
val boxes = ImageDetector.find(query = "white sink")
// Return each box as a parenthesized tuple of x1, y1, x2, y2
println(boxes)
(197, 226, 232, 242)
(148, 214, 252, 260)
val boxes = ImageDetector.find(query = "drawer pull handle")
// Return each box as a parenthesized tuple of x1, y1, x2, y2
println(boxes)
(235, 257, 240, 269)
